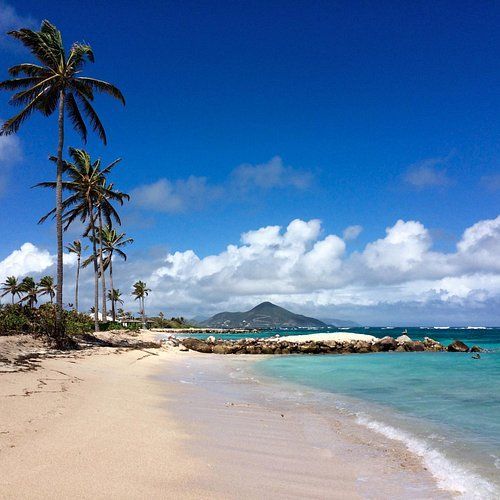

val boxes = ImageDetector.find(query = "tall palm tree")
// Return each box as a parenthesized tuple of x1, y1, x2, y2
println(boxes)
(65, 240, 87, 312)
(107, 288, 124, 322)
(102, 226, 133, 321)
(132, 281, 151, 329)
(0, 20, 125, 335)
(37, 148, 128, 331)
(1, 276, 21, 304)
(38, 275, 56, 303)
(19, 276, 38, 308)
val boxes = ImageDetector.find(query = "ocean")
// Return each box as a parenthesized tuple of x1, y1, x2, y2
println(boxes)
(249, 327, 500, 498)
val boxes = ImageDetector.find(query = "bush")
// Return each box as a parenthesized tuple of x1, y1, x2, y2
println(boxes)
(0, 304, 30, 335)
(0, 303, 93, 337)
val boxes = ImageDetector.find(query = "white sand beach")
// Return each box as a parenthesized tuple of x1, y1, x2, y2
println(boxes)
(0, 345, 450, 499)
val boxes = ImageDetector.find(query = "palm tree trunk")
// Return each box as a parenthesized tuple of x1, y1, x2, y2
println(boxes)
(97, 209, 107, 322)
(11, 294, 14, 305)
(55, 90, 65, 336)
(75, 255, 80, 312)
(109, 256, 116, 322)
(88, 201, 99, 332)
(142, 296, 146, 329)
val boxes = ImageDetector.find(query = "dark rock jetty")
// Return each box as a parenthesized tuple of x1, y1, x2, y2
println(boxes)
(179, 335, 482, 355)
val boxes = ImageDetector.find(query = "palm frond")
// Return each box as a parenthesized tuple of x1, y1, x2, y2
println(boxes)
(77, 77, 125, 104)
(66, 92, 87, 142)
(75, 93, 107, 144)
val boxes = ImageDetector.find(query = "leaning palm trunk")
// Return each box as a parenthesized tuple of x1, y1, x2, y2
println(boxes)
(98, 208, 107, 321)
(55, 90, 65, 335)
(88, 202, 100, 331)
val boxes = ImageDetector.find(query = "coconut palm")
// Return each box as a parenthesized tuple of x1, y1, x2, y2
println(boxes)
(132, 281, 151, 329)
(38, 275, 56, 303)
(65, 240, 87, 312)
(19, 277, 38, 308)
(95, 180, 128, 322)
(1, 276, 21, 304)
(37, 148, 128, 331)
(107, 289, 123, 322)
(102, 226, 133, 321)
(0, 21, 125, 335)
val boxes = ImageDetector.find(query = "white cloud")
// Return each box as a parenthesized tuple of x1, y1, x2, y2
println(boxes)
(0, 243, 53, 281)
(4, 216, 500, 324)
(342, 225, 363, 241)
(0, 132, 22, 195)
(131, 156, 313, 213)
(231, 156, 312, 190)
(131, 176, 223, 213)
(108, 215, 500, 324)
(403, 157, 452, 188)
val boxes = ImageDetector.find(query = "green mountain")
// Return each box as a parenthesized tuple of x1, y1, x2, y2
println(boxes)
(201, 302, 328, 329)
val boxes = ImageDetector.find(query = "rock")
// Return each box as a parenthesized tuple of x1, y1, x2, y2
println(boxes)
(180, 338, 213, 353)
(423, 337, 444, 351)
(470, 345, 483, 353)
(396, 335, 412, 343)
(377, 336, 398, 351)
(212, 344, 228, 354)
(299, 342, 320, 354)
(447, 340, 469, 352)
(261, 346, 276, 354)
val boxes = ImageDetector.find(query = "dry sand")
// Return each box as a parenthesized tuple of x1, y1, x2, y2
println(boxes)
(0, 347, 212, 499)
(0, 345, 449, 499)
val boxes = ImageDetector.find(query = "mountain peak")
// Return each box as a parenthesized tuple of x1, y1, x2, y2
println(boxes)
(201, 302, 327, 329)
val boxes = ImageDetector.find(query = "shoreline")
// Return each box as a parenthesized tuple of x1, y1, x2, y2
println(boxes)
(0, 344, 458, 498)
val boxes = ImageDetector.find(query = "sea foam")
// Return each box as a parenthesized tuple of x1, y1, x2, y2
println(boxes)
(355, 414, 497, 499)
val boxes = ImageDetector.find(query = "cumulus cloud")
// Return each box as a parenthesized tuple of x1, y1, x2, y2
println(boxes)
(231, 156, 312, 191)
(0, 132, 22, 195)
(403, 157, 452, 189)
(131, 156, 313, 213)
(131, 176, 223, 213)
(73, 216, 488, 323)
(95, 214, 500, 324)
(0, 243, 53, 281)
(4, 216, 500, 324)
(342, 225, 363, 241)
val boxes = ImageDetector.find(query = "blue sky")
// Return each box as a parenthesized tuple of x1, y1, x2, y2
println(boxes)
(0, 1, 499, 324)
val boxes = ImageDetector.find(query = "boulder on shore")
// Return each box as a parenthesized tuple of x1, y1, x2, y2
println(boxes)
(447, 340, 469, 352)
(396, 334, 412, 344)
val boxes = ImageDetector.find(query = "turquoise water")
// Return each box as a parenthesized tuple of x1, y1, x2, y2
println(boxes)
(253, 328, 500, 498)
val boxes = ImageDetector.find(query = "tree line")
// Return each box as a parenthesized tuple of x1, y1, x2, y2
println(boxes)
(0, 20, 152, 341)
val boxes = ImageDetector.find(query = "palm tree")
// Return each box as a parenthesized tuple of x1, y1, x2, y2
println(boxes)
(19, 277, 38, 308)
(37, 148, 128, 331)
(38, 275, 56, 303)
(102, 226, 133, 321)
(65, 240, 87, 311)
(107, 289, 124, 322)
(1, 276, 21, 304)
(132, 281, 151, 329)
(0, 20, 125, 335)
(95, 181, 128, 322)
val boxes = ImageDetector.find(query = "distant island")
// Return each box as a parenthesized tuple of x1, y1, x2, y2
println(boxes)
(199, 301, 355, 329)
